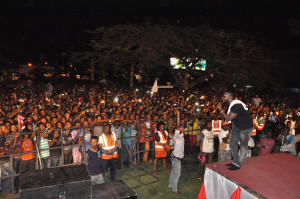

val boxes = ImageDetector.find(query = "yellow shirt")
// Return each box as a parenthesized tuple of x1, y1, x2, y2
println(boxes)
(188, 119, 198, 135)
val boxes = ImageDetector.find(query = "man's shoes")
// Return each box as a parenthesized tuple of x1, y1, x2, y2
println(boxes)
(226, 162, 240, 167)
(228, 165, 240, 171)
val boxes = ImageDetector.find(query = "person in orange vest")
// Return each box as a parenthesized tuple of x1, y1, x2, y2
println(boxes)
(212, 116, 222, 158)
(212, 118, 222, 138)
(153, 122, 171, 175)
(99, 124, 119, 181)
(256, 111, 266, 143)
(251, 113, 258, 140)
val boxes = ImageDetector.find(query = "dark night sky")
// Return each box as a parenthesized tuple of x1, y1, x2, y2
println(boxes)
(1, 0, 300, 68)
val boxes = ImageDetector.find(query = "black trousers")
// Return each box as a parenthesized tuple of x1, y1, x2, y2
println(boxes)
(139, 142, 145, 163)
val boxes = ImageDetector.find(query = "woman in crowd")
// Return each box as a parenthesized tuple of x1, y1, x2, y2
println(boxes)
(153, 122, 170, 175)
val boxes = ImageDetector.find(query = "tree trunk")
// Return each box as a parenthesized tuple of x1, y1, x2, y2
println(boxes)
(91, 58, 95, 81)
(183, 74, 189, 90)
(130, 64, 134, 88)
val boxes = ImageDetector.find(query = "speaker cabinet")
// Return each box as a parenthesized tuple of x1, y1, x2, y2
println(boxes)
(20, 164, 92, 199)
(92, 180, 137, 199)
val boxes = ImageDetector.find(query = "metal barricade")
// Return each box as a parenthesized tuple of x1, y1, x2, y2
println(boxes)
(0, 118, 204, 196)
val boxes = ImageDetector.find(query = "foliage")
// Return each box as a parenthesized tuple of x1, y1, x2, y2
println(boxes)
(72, 24, 264, 89)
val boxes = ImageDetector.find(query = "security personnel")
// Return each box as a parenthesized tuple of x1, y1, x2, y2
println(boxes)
(153, 122, 170, 175)
(212, 119, 222, 137)
(99, 124, 119, 181)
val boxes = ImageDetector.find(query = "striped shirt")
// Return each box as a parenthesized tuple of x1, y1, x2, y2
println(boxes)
(40, 137, 50, 158)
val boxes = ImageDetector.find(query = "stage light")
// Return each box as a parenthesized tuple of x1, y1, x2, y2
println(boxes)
(195, 102, 199, 106)
(114, 97, 118, 102)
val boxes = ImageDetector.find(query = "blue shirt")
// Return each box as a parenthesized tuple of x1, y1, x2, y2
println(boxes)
(123, 125, 133, 145)
(79, 129, 91, 151)
(281, 135, 294, 154)
(47, 84, 53, 93)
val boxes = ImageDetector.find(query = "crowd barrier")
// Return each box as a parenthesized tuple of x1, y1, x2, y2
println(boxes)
(0, 120, 203, 196)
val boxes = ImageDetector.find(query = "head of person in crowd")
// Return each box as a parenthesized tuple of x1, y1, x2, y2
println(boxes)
(266, 130, 272, 139)
(157, 122, 165, 132)
(23, 128, 31, 139)
(0, 124, 8, 135)
(205, 121, 212, 131)
(103, 124, 111, 135)
(90, 136, 99, 149)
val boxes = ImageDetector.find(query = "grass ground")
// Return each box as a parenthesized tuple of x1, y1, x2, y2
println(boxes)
(105, 154, 203, 199)
(1, 142, 282, 198)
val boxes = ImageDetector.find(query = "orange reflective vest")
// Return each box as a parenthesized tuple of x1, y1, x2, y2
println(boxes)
(155, 131, 168, 152)
(180, 128, 185, 139)
(212, 120, 222, 137)
(251, 119, 257, 136)
(100, 132, 118, 159)
(257, 117, 265, 131)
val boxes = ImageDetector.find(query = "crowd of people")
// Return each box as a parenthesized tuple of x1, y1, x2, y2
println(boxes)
(0, 79, 299, 196)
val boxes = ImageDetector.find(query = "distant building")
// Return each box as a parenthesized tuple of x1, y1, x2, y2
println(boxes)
(5, 64, 55, 80)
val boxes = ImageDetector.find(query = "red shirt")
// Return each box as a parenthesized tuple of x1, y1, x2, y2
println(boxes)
(21, 138, 35, 160)
(138, 126, 148, 143)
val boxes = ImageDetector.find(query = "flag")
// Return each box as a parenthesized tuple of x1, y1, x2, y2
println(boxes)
(197, 182, 206, 199)
(152, 80, 158, 93)
(230, 187, 241, 199)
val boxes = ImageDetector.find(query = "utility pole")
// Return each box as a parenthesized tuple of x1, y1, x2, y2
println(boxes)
(91, 58, 95, 81)
(130, 64, 134, 88)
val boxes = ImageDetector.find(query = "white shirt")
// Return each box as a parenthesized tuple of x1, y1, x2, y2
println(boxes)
(200, 129, 214, 153)
(173, 130, 184, 159)
(252, 97, 262, 106)
(218, 130, 230, 151)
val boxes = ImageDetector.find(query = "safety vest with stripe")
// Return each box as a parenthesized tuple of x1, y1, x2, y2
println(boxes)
(100, 132, 118, 159)
(180, 128, 185, 139)
(257, 117, 265, 131)
(212, 120, 222, 137)
(155, 131, 168, 152)
(251, 119, 257, 136)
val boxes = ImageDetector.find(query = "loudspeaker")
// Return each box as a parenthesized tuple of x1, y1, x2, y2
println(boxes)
(92, 180, 137, 199)
(20, 164, 92, 199)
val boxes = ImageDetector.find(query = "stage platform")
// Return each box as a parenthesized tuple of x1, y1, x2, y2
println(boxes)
(204, 153, 300, 199)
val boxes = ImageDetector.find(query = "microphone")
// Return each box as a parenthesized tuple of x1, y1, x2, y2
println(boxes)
(215, 102, 225, 111)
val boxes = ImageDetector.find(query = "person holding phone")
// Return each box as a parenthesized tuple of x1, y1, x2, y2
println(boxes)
(277, 128, 294, 154)
(168, 111, 184, 194)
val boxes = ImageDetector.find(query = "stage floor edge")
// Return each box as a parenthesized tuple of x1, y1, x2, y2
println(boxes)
(205, 153, 300, 199)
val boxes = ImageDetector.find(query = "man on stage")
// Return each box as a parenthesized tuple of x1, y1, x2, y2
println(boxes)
(217, 91, 253, 170)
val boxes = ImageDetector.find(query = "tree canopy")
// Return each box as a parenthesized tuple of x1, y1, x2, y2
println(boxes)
(72, 24, 268, 89)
